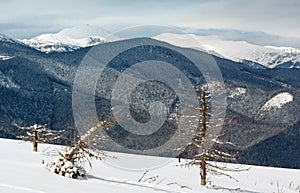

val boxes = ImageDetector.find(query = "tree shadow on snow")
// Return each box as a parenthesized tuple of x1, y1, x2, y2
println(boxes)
(212, 185, 261, 193)
(86, 174, 182, 193)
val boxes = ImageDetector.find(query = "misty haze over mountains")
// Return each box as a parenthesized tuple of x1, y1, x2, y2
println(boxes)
(16, 25, 300, 69)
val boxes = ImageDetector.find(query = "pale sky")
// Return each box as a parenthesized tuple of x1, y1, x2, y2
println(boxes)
(0, 0, 300, 47)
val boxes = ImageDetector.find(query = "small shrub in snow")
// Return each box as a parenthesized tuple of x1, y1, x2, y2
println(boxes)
(47, 156, 86, 179)
(46, 119, 114, 179)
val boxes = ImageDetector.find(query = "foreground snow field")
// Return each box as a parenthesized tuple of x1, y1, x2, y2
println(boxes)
(0, 138, 299, 193)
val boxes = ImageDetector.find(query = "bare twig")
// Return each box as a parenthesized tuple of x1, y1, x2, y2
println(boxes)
(138, 170, 149, 182)
(166, 182, 191, 190)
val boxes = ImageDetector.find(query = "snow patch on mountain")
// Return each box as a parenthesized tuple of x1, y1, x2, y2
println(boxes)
(0, 55, 14, 60)
(154, 33, 300, 68)
(228, 87, 246, 98)
(260, 92, 293, 111)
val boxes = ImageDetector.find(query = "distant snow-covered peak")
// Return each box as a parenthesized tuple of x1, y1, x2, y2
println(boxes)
(21, 25, 107, 53)
(154, 33, 300, 68)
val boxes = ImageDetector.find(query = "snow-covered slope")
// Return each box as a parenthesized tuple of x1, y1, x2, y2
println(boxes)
(154, 33, 300, 68)
(260, 92, 293, 112)
(21, 25, 107, 53)
(0, 138, 299, 193)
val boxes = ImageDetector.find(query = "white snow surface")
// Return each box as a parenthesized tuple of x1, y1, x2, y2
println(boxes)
(260, 92, 294, 111)
(0, 138, 299, 193)
(154, 33, 300, 68)
(21, 24, 107, 53)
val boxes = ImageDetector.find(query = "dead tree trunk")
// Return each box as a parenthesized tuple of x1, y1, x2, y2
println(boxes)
(182, 86, 242, 186)
(33, 130, 38, 152)
(200, 87, 207, 186)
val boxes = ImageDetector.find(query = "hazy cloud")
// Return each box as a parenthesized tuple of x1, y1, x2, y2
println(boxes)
(0, 0, 299, 47)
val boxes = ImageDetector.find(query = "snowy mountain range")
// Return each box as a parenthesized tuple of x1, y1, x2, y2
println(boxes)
(154, 33, 300, 69)
(17, 26, 300, 68)
(17, 26, 300, 69)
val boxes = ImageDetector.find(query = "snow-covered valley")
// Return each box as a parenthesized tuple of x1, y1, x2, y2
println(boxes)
(0, 138, 299, 193)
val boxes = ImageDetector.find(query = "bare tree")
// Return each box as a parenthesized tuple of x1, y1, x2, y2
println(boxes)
(14, 123, 64, 152)
(183, 86, 241, 186)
